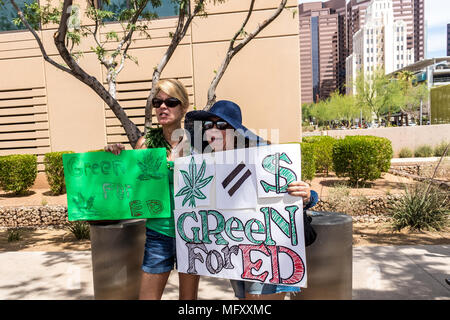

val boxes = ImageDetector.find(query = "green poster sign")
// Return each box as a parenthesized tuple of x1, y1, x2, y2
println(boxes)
(63, 148, 170, 221)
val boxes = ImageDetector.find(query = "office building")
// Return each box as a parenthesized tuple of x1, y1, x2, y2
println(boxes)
(346, 0, 424, 61)
(299, 0, 347, 103)
(346, 0, 424, 93)
(447, 24, 450, 56)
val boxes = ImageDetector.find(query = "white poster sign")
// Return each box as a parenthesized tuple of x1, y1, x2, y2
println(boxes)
(174, 144, 307, 287)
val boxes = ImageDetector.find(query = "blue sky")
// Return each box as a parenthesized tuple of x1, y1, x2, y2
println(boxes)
(425, 0, 449, 57)
(298, 0, 449, 58)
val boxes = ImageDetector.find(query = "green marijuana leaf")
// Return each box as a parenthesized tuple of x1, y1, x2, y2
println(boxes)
(72, 192, 95, 213)
(175, 157, 213, 207)
(137, 152, 163, 180)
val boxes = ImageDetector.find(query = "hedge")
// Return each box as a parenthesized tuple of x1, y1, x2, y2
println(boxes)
(44, 151, 74, 195)
(302, 136, 336, 175)
(332, 136, 393, 186)
(0, 154, 37, 194)
(300, 142, 316, 181)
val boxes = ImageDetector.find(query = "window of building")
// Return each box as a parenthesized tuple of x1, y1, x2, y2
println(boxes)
(0, 0, 38, 32)
(101, 0, 178, 22)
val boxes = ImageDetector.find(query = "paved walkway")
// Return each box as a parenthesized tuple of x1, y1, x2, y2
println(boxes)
(0, 245, 448, 300)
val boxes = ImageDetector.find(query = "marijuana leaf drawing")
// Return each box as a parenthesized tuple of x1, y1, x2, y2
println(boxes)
(175, 157, 213, 208)
(137, 152, 163, 180)
(72, 192, 95, 213)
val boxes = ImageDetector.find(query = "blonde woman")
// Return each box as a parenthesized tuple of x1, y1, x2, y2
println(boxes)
(105, 79, 199, 300)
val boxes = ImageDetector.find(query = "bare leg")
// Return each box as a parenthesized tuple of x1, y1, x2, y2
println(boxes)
(179, 273, 200, 300)
(242, 292, 286, 300)
(139, 270, 171, 300)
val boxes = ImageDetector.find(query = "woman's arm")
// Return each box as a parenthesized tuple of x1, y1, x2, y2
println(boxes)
(135, 136, 147, 149)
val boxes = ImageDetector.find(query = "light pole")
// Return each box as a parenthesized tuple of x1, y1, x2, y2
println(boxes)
(419, 99, 423, 125)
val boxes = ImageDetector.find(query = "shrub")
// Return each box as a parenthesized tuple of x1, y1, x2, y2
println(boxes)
(332, 136, 393, 186)
(390, 183, 449, 231)
(0, 154, 37, 194)
(68, 221, 90, 240)
(414, 145, 433, 157)
(7, 229, 22, 242)
(398, 147, 413, 158)
(434, 141, 449, 157)
(303, 136, 336, 175)
(44, 151, 74, 195)
(300, 142, 316, 182)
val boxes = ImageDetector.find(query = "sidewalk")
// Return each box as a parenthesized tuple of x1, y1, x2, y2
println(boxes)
(0, 245, 448, 300)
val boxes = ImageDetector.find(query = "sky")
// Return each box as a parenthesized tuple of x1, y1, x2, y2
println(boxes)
(298, 0, 449, 58)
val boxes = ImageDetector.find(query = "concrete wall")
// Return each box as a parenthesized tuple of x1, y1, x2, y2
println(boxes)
(325, 124, 450, 156)
(0, 0, 301, 171)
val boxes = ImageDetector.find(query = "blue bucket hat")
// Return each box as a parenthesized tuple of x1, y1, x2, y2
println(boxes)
(185, 100, 264, 143)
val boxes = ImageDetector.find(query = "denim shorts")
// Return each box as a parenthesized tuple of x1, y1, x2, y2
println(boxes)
(141, 228, 176, 274)
(229, 280, 300, 299)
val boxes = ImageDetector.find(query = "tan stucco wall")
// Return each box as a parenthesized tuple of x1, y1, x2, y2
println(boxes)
(0, 0, 301, 169)
(326, 124, 450, 156)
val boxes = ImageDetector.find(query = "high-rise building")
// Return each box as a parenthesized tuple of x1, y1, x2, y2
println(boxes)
(299, 0, 425, 101)
(413, 0, 425, 61)
(346, 0, 371, 59)
(346, 0, 414, 93)
(346, 0, 424, 62)
(447, 24, 450, 56)
(345, 0, 425, 94)
(299, 0, 346, 103)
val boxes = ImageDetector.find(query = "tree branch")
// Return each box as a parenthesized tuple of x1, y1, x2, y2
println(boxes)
(205, 0, 287, 109)
(228, 0, 255, 52)
(9, 0, 73, 75)
(144, 0, 206, 134)
(53, 0, 141, 147)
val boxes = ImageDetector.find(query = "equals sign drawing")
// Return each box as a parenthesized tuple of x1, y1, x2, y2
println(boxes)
(221, 162, 252, 197)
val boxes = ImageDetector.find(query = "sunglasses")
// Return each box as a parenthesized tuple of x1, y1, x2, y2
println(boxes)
(152, 97, 181, 108)
(203, 120, 232, 131)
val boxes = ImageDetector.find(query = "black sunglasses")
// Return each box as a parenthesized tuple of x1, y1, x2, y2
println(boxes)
(152, 97, 181, 108)
(203, 120, 232, 131)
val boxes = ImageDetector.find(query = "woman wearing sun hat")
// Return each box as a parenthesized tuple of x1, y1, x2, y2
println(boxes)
(184, 100, 318, 300)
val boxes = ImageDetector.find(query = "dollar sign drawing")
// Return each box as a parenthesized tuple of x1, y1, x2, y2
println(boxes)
(260, 152, 297, 194)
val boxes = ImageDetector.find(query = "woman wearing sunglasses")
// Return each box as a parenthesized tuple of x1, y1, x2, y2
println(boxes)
(185, 100, 318, 300)
(105, 79, 199, 300)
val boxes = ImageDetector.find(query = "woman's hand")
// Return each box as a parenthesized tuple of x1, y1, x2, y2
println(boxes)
(287, 181, 311, 206)
(104, 143, 125, 155)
